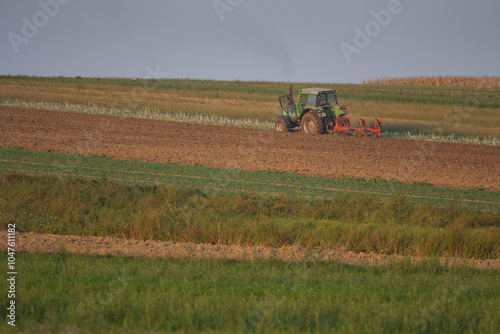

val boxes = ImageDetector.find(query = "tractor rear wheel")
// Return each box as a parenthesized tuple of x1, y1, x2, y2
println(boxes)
(301, 112, 324, 134)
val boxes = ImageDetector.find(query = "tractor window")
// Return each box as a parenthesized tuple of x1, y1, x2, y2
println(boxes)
(306, 94, 316, 107)
(279, 95, 294, 110)
(322, 93, 337, 104)
(298, 94, 308, 106)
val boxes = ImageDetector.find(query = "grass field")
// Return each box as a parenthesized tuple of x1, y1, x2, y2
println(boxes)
(1, 75, 499, 138)
(1, 253, 499, 333)
(1, 149, 499, 259)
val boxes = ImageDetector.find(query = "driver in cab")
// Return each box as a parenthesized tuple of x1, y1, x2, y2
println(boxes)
(317, 94, 328, 107)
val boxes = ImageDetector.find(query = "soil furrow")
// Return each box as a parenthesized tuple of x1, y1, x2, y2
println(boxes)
(1, 106, 499, 190)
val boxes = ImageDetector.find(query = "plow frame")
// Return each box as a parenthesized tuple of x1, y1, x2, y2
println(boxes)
(326, 116, 383, 137)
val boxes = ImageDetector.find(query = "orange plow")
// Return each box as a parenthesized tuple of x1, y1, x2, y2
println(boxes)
(333, 117, 383, 137)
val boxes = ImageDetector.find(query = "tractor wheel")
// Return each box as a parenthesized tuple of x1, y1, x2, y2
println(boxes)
(301, 112, 324, 134)
(275, 118, 289, 132)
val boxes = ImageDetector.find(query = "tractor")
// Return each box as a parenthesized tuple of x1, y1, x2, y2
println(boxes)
(275, 86, 382, 136)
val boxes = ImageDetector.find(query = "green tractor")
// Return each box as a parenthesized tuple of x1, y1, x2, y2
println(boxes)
(275, 86, 382, 136)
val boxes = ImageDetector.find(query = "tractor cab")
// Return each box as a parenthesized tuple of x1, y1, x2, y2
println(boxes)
(296, 88, 340, 117)
(298, 88, 338, 108)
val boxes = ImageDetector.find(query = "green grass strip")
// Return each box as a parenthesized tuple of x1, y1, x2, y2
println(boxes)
(0, 253, 499, 333)
(0, 147, 498, 212)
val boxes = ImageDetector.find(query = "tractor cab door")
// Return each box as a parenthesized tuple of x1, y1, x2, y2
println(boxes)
(279, 95, 298, 119)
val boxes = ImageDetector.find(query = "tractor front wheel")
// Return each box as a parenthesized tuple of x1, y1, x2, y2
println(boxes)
(275, 118, 289, 132)
(301, 112, 324, 134)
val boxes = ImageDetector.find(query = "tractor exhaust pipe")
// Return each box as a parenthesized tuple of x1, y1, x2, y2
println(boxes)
(289, 85, 295, 106)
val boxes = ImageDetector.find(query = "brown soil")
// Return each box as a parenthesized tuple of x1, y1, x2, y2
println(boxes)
(2, 231, 498, 270)
(1, 106, 499, 190)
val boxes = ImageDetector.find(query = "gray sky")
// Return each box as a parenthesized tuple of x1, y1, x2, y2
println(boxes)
(1, 0, 499, 83)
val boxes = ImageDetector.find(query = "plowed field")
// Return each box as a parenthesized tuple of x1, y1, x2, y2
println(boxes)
(1, 106, 499, 190)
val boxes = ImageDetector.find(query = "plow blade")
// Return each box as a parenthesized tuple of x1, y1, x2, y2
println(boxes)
(327, 116, 383, 137)
(333, 116, 351, 134)
(349, 117, 383, 137)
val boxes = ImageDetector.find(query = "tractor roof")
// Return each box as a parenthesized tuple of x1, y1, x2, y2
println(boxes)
(299, 87, 335, 95)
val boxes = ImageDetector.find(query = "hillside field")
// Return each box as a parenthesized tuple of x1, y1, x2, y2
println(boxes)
(1, 75, 500, 138)
(0, 76, 499, 333)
